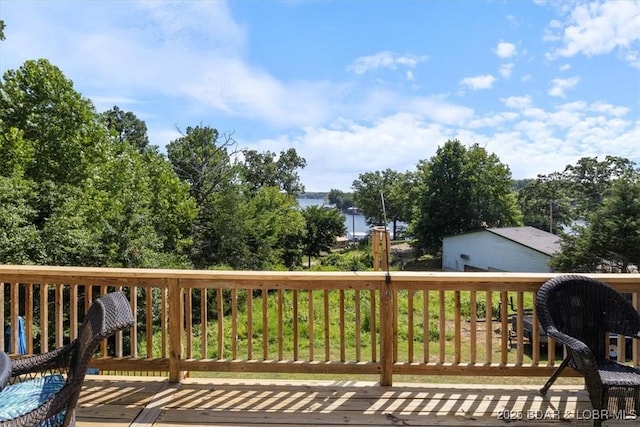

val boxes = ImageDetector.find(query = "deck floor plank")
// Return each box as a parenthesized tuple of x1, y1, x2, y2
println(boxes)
(74, 377, 637, 426)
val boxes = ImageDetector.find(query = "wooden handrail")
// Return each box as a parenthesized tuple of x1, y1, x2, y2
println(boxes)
(0, 265, 638, 385)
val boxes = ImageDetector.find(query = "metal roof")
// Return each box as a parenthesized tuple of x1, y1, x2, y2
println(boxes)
(486, 226, 561, 256)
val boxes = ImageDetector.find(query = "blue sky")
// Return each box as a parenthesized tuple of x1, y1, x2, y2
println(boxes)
(1, 0, 639, 191)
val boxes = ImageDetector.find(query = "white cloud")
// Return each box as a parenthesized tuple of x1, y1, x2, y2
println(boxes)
(2, 0, 639, 192)
(278, 97, 639, 190)
(347, 51, 427, 75)
(548, 76, 580, 98)
(546, 1, 640, 67)
(589, 101, 629, 117)
(467, 112, 520, 129)
(502, 95, 533, 109)
(624, 50, 640, 69)
(90, 96, 140, 112)
(459, 75, 497, 91)
(266, 113, 452, 191)
(495, 42, 517, 58)
(499, 63, 515, 78)
(404, 98, 475, 125)
(181, 59, 337, 127)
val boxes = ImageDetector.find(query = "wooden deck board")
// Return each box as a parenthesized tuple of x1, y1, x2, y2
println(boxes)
(75, 377, 638, 426)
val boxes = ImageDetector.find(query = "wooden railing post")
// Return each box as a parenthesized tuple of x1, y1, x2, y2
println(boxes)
(372, 226, 394, 385)
(379, 276, 393, 386)
(168, 279, 183, 382)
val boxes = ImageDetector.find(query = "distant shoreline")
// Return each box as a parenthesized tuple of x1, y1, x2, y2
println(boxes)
(300, 192, 328, 200)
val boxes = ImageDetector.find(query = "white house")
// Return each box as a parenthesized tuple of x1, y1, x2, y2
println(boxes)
(442, 226, 561, 273)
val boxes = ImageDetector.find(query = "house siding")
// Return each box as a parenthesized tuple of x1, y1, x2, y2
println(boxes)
(442, 231, 554, 273)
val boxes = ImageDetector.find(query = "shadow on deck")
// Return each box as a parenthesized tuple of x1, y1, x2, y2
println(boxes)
(75, 376, 638, 426)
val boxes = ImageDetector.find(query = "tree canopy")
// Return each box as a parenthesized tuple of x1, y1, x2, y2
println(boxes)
(326, 189, 354, 211)
(411, 140, 521, 254)
(0, 59, 107, 186)
(240, 148, 307, 197)
(352, 169, 415, 239)
(2, 57, 638, 274)
(302, 205, 347, 268)
(100, 105, 150, 152)
(550, 170, 640, 273)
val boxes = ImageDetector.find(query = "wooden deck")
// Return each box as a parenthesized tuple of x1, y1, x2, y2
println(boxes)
(75, 376, 637, 426)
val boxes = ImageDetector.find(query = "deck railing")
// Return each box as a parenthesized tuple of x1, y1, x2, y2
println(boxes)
(1, 265, 638, 384)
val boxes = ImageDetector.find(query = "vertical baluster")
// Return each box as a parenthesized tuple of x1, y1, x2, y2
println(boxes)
(277, 289, 283, 361)
(454, 290, 461, 364)
(184, 289, 192, 359)
(324, 290, 330, 361)
(370, 289, 376, 362)
(423, 290, 429, 364)
(247, 290, 253, 360)
(201, 288, 208, 359)
(262, 288, 268, 360)
(355, 290, 361, 362)
(293, 290, 299, 361)
(308, 289, 314, 361)
(339, 289, 345, 362)
(439, 290, 445, 363)
(146, 287, 153, 358)
(408, 290, 414, 363)
(485, 290, 492, 364)
(470, 290, 477, 364)
(217, 288, 224, 359)
(232, 288, 238, 360)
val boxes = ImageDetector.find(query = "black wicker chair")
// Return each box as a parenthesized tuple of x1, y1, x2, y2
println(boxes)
(536, 275, 640, 426)
(0, 291, 134, 426)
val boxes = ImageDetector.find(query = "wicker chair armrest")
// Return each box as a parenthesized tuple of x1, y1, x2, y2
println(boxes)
(546, 326, 598, 373)
(10, 342, 75, 378)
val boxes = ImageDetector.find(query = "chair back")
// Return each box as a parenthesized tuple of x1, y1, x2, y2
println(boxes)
(64, 292, 134, 424)
(536, 275, 640, 361)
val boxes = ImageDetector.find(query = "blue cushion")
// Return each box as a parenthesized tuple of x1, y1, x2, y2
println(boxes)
(0, 374, 66, 424)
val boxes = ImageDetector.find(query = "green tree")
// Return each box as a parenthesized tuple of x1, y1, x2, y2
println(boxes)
(0, 19, 5, 41)
(39, 184, 102, 266)
(0, 177, 44, 264)
(518, 156, 637, 235)
(302, 205, 347, 268)
(167, 126, 240, 268)
(326, 189, 354, 211)
(191, 185, 249, 269)
(41, 142, 196, 268)
(244, 187, 306, 269)
(385, 171, 418, 239)
(352, 169, 415, 239)
(412, 140, 521, 254)
(517, 172, 572, 234)
(0, 59, 110, 265)
(0, 127, 34, 177)
(0, 59, 107, 186)
(241, 148, 307, 197)
(167, 126, 239, 205)
(551, 175, 640, 272)
(100, 105, 150, 152)
(143, 148, 197, 261)
(563, 156, 637, 219)
(352, 171, 387, 226)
